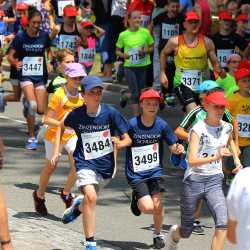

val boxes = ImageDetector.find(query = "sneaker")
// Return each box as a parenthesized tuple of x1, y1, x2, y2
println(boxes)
(26, 137, 38, 150)
(192, 220, 205, 235)
(33, 191, 48, 216)
(153, 233, 165, 249)
(62, 195, 84, 224)
(116, 62, 124, 82)
(60, 190, 75, 208)
(85, 241, 96, 250)
(130, 191, 141, 216)
(164, 95, 176, 107)
(165, 225, 179, 250)
(0, 87, 5, 112)
(120, 90, 128, 108)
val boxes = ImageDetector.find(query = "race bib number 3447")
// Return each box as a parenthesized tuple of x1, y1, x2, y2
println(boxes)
(81, 129, 113, 160)
(132, 143, 159, 172)
(22, 57, 43, 76)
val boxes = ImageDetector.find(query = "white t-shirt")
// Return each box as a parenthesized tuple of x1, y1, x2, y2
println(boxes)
(227, 168, 250, 250)
(184, 120, 233, 178)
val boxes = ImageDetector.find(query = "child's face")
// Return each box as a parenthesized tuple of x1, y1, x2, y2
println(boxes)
(17, 9, 27, 17)
(83, 87, 103, 107)
(82, 27, 93, 36)
(167, 2, 180, 17)
(140, 98, 160, 116)
(60, 54, 74, 71)
(204, 102, 225, 121)
(238, 77, 250, 93)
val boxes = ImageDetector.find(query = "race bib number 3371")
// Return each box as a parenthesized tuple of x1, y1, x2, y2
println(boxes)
(81, 129, 113, 160)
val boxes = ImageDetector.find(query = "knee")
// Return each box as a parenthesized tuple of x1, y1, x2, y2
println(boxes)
(84, 192, 97, 206)
(139, 202, 154, 214)
(45, 162, 56, 174)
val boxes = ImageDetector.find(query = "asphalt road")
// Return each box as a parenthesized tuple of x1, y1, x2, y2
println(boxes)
(0, 82, 236, 250)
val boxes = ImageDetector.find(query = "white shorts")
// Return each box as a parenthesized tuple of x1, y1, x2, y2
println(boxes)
(44, 136, 77, 160)
(76, 169, 111, 190)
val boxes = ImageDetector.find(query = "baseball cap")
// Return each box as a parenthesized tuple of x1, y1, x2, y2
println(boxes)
(238, 60, 250, 70)
(236, 13, 248, 22)
(139, 89, 162, 102)
(185, 11, 200, 21)
(196, 80, 221, 93)
(81, 76, 103, 91)
(81, 21, 94, 28)
(235, 68, 250, 81)
(218, 11, 232, 21)
(204, 91, 228, 106)
(63, 6, 77, 17)
(64, 63, 87, 78)
(16, 2, 29, 10)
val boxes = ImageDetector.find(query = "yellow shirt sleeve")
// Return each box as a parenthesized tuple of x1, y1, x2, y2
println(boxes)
(48, 91, 62, 112)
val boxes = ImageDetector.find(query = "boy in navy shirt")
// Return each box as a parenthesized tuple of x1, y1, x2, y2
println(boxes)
(125, 88, 184, 249)
(52, 76, 131, 250)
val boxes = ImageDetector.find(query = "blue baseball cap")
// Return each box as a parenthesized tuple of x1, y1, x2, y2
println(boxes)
(81, 76, 104, 91)
(196, 80, 222, 93)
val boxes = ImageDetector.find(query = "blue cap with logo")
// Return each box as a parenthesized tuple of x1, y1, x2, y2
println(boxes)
(196, 80, 222, 93)
(81, 76, 104, 91)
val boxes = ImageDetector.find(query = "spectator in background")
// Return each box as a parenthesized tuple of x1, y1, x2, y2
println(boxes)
(225, 0, 238, 18)
(227, 167, 250, 250)
(179, 0, 192, 14)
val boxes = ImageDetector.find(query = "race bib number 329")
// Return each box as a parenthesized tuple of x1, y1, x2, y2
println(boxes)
(81, 129, 113, 160)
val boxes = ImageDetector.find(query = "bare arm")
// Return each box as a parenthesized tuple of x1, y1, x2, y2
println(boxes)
(227, 219, 237, 244)
(94, 24, 105, 39)
(7, 48, 22, 69)
(112, 133, 132, 150)
(116, 47, 129, 60)
(175, 126, 189, 141)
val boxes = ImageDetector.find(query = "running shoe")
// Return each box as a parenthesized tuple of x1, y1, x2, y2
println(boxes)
(165, 225, 179, 250)
(85, 241, 96, 250)
(62, 195, 84, 224)
(60, 190, 75, 208)
(130, 191, 141, 216)
(0, 87, 5, 112)
(116, 62, 124, 82)
(192, 220, 205, 235)
(33, 191, 48, 216)
(153, 233, 165, 249)
(26, 137, 38, 150)
(120, 90, 128, 108)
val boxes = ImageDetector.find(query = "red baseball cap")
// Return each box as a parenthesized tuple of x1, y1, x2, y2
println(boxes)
(185, 11, 200, 21)
(140, 89, 162, 102)
(238, 60, 250, 70)
(236, 13, 248, 22)
(235, 68, 250, 81)
(204, 91, 228, 107)
(218, 11, 232, 21)
(63, 6, 77, 17)
(80, 21, 93, 29)
(16, 2, 29, 10)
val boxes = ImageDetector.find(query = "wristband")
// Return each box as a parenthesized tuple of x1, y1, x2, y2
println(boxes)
(1, 239, 11, 245)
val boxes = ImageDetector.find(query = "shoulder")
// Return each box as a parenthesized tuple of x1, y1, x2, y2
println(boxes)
(192, 120, 205, 133)
(129, 117, 138, 127)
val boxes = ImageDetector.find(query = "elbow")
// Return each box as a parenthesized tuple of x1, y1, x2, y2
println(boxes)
(188, 156, 197, 167)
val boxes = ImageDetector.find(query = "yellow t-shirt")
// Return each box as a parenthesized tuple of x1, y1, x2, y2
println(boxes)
(45, 86, 84, 144)
(228, 92, 250, 147)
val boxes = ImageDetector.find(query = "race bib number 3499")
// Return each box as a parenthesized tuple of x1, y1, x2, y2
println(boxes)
(132, 143, 159, 173)
(81, 129, 113, 160)
(22, 57, 43, 76)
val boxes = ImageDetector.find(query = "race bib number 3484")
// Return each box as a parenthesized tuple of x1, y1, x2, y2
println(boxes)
(81, 129, 113, 160)
(132, 143, 159, 172)
(22, 57, 43, 76)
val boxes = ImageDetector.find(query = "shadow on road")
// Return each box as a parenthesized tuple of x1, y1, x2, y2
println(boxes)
(12, 211, 62, 222)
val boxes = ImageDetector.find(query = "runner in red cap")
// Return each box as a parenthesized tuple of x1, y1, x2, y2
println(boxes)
(125, 88, 183, 249)
(165, 90, 242, 250)
(160, 10, 221, 113)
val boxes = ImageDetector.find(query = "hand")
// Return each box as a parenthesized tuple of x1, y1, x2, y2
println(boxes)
(112, 136, 123, 150)
(50, 153, 60, 166)
(215, 147, 232, 160)
(138, 47, 146, 57)
(160, 72, 168, 88)
(171, 143, 184, 155)
(232, 164, 243, 174)
(15, 61, 22, 70)
(219, 69, 226, 79)
(47, 62, 53, 73)
(123, 53, 130, 60)
(52, 24, 61, 34)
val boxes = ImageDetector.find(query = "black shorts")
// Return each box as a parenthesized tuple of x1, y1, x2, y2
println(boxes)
(132, 177, 166, 199)
(174, 84, 200, 110)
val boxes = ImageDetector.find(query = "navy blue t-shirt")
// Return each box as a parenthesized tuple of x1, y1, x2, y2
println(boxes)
(64, 104, 129, 178)
(125, 116, 177, 185)
(9, 30, 51, 83)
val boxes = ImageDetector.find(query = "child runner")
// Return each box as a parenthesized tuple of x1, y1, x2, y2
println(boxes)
(52, 76, 131, 250)
(33, 63, 86, 216)
(165, 90, 242, 250)
(77, 20, 105, 74)
(228, 68, 250, 167)
(125, 88, 184, 249)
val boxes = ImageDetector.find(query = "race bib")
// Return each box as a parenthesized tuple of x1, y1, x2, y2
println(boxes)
(217, 49, 234, 68)
(58, 35, 77, 52)
(81, 129, 113, 160)
(128, 47, 145, 65)
(58, 0, 74, 16)
(200, 147, 221, 170)
(181, 69, 202, 90)
(141, 15, 150, 28)
(78, 48, 95, 64)
(237, 114, 250, 138)
(132, 143, 159, 173)
(162, 23, 179, 40)
(22, 57, 43, 76)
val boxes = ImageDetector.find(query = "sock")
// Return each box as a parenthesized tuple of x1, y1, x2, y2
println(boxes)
(86, 236, 95, 242)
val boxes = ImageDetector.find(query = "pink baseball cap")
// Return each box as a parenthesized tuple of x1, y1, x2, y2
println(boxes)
(64, 63, 87, 78)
